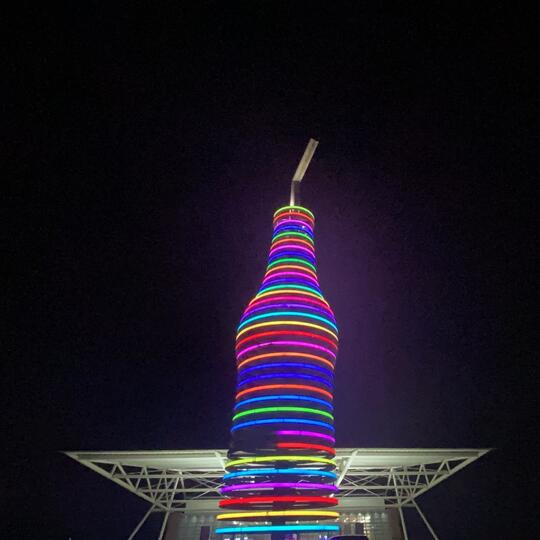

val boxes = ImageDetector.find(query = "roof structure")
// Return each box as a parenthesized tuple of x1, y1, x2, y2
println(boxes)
(66, 447, 489, 540)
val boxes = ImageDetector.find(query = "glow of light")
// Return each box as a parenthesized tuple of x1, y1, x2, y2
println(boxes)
(216, 525, 339, 534)
(263, 269, 319, 283)
(223, 468, 337, 480)
(255, 285, 324, 307)
(273, 219, 314, 231)
(236, 330, 337, 351)
(219, 495, 338, 507)
(263, 268, 317, 282)
(273, 223, 313, 234)
(225, 456, 335, 468)
(275, 218, 314, 228)
(267, 254, 318, 266)
(270, 238, 315, 252)
(273, 215, 315, 229)
(274, 205, 315, 220)
(275, 430, 336, 443)
(236, 320, 338, 341)
(268, 254, 316, 268)
(236, 384, 333, 400)
(242, 303, 336, 323)
(232, 406, 334, 421)
(231, 418, 335, 432)
(238, 362, 333, 377)
(272, 231, 314, 245)
(273, 227, 314, 239)
(236, 372, 333, 387)
(276, 442, 336, 454)
(234, 395, 333, 410)
(219, 205, 340, 535)
(217, 510, 339, 519)
(252, 289, 328, 304)
(273, 218, 315, 231)
(238, 362, 334, 384)
(273, 229, 314, 240)
(236, 341, 337, 360)
(220, 482, 337, 493)
(258, 283, 322, 299)
(248, 294, 332, 312)
(267, 257, 317, 272)
(273, 209, 315, 223)
(258, 280, 320, 294)
(270, 234, 314, 246)
(238, 311, 338, 332)
(273, 220, 314, 232)
(262, 264, 320, 284)
(237, 352, 335, 371)
(269, 245, 315, 259)
(262, 273, 318, 287)
(273, 216, 314, 226)
(255, 276, 322, 298)
(263, 272, 318, 286)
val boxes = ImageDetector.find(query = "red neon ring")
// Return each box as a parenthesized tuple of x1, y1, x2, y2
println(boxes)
(219, 496, 338, 507)
(236, 330, 338, 350)
(273, 210, 314, 222)
(273, 211, 315, 224)
(276, 442, 336, 455)
(236, 384, 333, 400)
(273, 211, 315, 225)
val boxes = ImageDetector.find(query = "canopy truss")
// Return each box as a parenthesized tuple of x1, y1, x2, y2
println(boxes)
(66, 447, 489, 540)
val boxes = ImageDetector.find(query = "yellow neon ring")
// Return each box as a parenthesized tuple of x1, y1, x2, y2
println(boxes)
(255, 288, 328, 302)
(237, 320, 338, 341)
(226, 455, 335, 468)
(217, 510, 339, 520)
(264, 265, 318, 279)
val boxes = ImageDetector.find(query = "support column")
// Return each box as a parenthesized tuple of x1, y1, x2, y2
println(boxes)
(157, 477, 179, 540)
(391, 470, 409, 540)
(412, 499, 440, 540)
(157, 511, 171, 540)
(127, 505, 155, 540)
(397, 505, 409, 540)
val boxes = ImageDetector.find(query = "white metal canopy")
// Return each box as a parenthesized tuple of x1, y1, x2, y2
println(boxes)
(66, 447, 489, 540)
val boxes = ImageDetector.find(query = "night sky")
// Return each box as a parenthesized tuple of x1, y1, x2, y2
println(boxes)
(5, 4, 536, 539)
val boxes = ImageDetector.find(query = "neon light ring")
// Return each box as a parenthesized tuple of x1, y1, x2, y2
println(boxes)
(217, 205, 340, 537)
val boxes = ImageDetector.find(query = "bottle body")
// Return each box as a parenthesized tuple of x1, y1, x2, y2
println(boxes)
(217, 205, 339, 538)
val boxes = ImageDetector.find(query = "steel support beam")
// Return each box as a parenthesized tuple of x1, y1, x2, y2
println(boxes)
(64, 446, 490, 538)
(412, 499, 440, 540)
(157, 477, 179, 540)
(392, 470, 409, 540)
(127, 505, 155, 540)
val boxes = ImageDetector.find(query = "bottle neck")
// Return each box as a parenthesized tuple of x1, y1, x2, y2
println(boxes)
(263, 206, 318, 290)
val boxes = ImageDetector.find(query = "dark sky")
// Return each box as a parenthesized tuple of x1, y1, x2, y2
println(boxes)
(5, 3, 536, 539)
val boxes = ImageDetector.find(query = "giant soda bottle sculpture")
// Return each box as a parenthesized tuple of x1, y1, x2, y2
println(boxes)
(216, 140, 339, 538)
